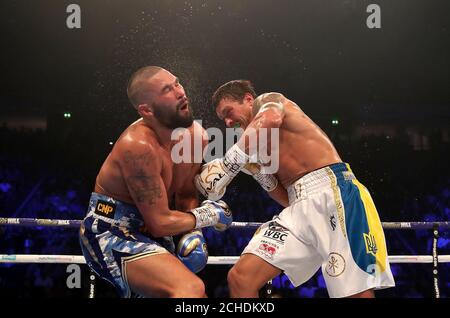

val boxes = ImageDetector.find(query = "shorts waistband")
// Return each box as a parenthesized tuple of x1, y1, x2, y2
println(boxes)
(286, 163, 355, 205)
(86, 192, 144, 229)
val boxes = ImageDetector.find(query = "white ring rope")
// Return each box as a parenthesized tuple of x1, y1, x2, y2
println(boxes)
(1, 254, 449, 265)
(1, 218, 447, 298)
(1, 218, 450, 230)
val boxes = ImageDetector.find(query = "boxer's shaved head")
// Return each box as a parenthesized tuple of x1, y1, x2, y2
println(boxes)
(127, 66, 163, 109)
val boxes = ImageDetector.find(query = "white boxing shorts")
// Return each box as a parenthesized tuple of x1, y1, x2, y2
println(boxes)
(242, 162, 395, 297)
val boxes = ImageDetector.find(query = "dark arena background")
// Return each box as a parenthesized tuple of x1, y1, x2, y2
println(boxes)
(0, 0, 449, 299)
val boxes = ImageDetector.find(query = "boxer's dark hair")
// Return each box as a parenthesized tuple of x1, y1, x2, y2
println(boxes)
(212, 80, 257, 109)
(127, 66, 163, 108)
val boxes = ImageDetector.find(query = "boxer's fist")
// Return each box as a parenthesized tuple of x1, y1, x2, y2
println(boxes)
(190, 200, 233, 232)
(176, 230, 208, 273)
(195, 144, 250, 200)
(194, 159, 231, 201)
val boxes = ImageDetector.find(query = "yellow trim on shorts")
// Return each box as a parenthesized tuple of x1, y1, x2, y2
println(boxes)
(326, 167, 347, 238)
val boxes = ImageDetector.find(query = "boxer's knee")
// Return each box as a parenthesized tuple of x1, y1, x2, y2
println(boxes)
(169, 276, 205, 298)
(228, 265, 256, 294)
(227, 266, 240, 289)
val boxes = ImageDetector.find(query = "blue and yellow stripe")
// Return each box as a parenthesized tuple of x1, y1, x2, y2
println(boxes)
(330, 163, 387, 275)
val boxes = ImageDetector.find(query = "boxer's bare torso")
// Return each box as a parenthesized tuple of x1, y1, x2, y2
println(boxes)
(95, 119, 204, 209)
(252, 93, 342, 188)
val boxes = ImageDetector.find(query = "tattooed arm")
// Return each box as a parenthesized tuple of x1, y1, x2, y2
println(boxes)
(119, 139, 196, 237)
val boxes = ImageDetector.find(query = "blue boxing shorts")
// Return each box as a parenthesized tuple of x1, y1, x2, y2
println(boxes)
(79, 192, 175, 298)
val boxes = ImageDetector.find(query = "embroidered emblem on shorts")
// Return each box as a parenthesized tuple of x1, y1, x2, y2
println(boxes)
(263, 230, 288, 243)
(329, 215, 336, 231)
(325, 253, 346, 277)
(268, 221, 288, 232)
(257, 243, 278, 260)
(261, 222, 289, 244)
(363, 232, 378, 256)
(95, 200, 116, 218)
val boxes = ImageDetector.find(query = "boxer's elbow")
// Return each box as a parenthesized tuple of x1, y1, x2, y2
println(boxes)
(145, 211, 192, 237)
(143, 222, 165, 238)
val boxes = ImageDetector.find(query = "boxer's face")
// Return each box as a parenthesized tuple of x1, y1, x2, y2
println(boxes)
(216, 95, 253, 129)
(147, 70, 193, 129)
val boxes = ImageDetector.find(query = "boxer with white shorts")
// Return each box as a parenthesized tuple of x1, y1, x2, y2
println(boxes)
(195, 80, 395, 298)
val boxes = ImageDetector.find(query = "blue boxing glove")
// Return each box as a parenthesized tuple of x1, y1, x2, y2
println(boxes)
(190, 200, 233, 232)
(176, 230, 208, 273)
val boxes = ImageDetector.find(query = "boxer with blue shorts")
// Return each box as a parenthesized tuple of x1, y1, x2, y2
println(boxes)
(79, 66, 233, 298)
(80, 193, 175, 297)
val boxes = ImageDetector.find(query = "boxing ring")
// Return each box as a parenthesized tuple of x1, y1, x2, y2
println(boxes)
(1, 218, 449, 298)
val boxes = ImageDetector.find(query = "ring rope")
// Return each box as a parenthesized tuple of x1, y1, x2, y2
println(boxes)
(1, 217, 448, 298)
(1, 218, 450, 230)
(1, 254, 449, 264)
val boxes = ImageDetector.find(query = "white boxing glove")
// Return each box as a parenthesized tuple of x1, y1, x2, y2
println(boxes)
(194, 159, 229, 201)
(195, 144, 250, 200)
(242, 163, 278, 192)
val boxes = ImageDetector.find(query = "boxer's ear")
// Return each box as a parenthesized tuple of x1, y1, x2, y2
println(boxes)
(243, 93, 254, 106)
(137, 103, 153, 117)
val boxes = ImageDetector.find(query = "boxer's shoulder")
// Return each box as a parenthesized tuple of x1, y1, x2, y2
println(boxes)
(119, 121, 158, 147)
(114, 125, 162, 167)
(255, 92, 285, 105)
(252, 92, 286, 116)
